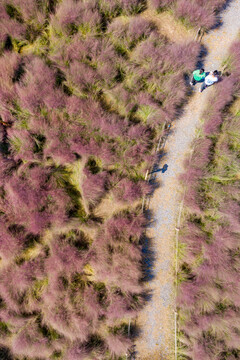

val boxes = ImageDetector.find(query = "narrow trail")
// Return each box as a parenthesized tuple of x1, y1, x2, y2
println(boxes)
(135, 1, 240, 359)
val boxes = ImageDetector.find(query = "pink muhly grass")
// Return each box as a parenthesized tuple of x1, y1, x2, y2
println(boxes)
(190, 138, 211, 168)
(181, 234, 206, 259)
(97, 113, 127, 138)
(203, 112, 223, 135)
(149, 0, 175, 10)
(0, 309, 28, 331)
(46, 240, 86, 277)
(114, 178, 150, 202)
(107, 17, 129, 40)
(203, 242, 229, 269)
(191, 342, 211, 360)
(0, 264, 34, 312)
(202, 77, 237, 134)
(179, 167, 204, 186)
(163, 42, 200, 72)
(127, 124, 147, 140)
(65, 36, 97, 63)
(162, 75, 186, 114)
(212, 77, 237, 111)
(194, 262, 216, 282)
(91, 241, 142, 292)
(197, 314, 216, 333)
(66, 95, 85, 115)
(0, 154, 16, 186)
(177, 281, 199, 308)
(0, 7, 25, 43)
(44, 138, 76, 165)
(0, 261, 41, 305)
(0, 108, 13, 124)
(9, 0, 45, 21)
(4, 169, 68, 234)
(43, 302, 90, 342)
(83, 286, 103, 325)
(183, 185, 202, 213)
(0, 221, 23, 261)
(0, 52, 21, 102)
(65, 343, 89, 360)
(124, 143, 149, 165)
(54, 0, 84, 27)
(67, 36, 117, 81)
(105, 294, 137, 324)
(54, 0, 100, 29)
(8, 128, 36, 161)
(68, 61, 100, 89)
(214, 228, 239, 250)
(219, 201, 240, 232)
(111, 252, 142, 292)
(105, 334, 131, 356)
(176, 0, 216, 29)
(105, 213, 145, 240)
(121, 0, 146, 14)
(16, 58, 65, 112)
(11, 322, 52, 358)
(230, 41, 240, 75)
(132, 37, 163, 67)
(82, 169, 107, 206)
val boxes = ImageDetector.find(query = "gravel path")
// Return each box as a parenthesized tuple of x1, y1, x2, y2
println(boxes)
(135, 1, 240, 359)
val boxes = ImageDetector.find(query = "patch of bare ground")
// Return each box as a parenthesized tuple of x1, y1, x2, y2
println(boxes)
(141, 9, 195, 43)
(94, 194, 140, 219)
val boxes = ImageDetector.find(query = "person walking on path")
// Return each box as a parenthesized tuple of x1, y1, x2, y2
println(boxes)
(190, 68, 206, 85)
(200, 70, 219, 92)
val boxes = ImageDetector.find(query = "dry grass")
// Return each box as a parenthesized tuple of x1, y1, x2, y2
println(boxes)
(94, 193, 141, 219)
(141, 8, 195, 42)
(66, 158, 89, 215)
(230, 96, 240, 115)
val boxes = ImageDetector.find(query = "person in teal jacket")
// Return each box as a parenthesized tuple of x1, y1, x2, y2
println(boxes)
(190, 68, 206, 86)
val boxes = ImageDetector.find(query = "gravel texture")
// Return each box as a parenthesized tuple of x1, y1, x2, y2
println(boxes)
(135, 1, 240, 359)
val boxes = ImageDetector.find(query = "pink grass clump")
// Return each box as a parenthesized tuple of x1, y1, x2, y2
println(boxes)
(46, 239, 86, 277)
(4, 168, 69, 234)
(42, 301, 90, 342)
(12, 321, 52, 358)
(230, 41, 240, 75)
(114, 178, 150, 202)
(150, 0, 176, 10)
(16, 58, 65, 113)
(128, 17, 155, 41)
(67, 61, 100, 92)
(0, 4, 25, 44)
(105, 293, 137, 324)
(0, 52, 21, 103)
(0, 154, 16, 186)
(164, 41, 201, 72)
(65, 343, 89, 360)
(176, 0, 215, 29)
(82, 169, 107, 207)
(8, 128, 35, 162)
(53, 0, 100, 31)
(191, 342, 211, 360)
(203, 76, 237, 135)
(0, 221, 23, 262)
(105, 213, 145, 241)
(7, 0, 45, 22)
(105, 334, 131, 356)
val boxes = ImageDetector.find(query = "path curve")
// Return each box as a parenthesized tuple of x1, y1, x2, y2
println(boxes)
(135, 1, 240, 359)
